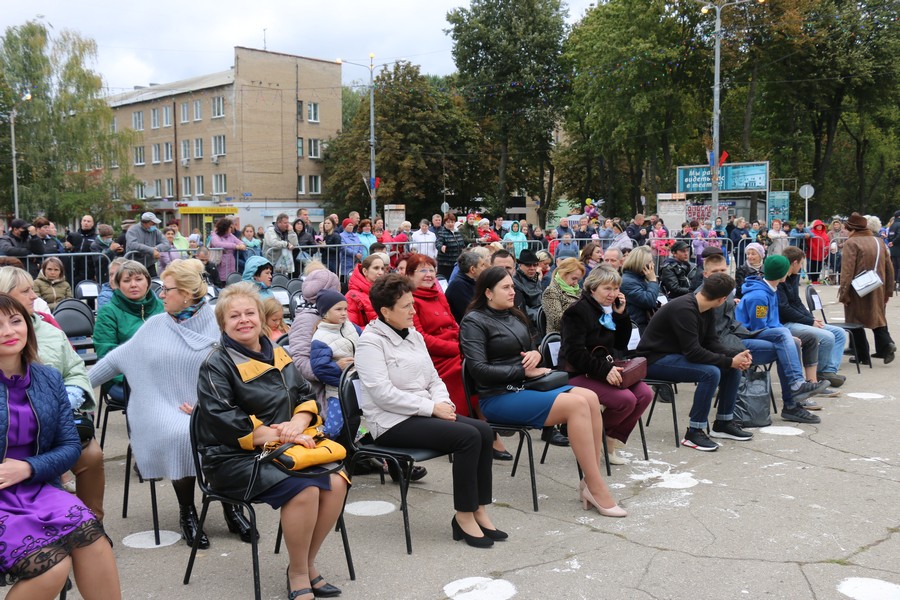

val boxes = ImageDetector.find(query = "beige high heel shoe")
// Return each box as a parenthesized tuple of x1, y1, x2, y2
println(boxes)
(581, 486, 627, 518)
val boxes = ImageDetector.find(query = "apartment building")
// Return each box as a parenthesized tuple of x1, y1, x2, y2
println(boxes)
(108, 46, 341, 235)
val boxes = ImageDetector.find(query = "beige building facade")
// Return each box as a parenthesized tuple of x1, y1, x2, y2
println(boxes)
(108, 46, 341, 235)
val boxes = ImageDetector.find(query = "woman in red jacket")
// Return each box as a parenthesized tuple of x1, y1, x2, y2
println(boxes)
(806, 219, 830, 283)
(345, 254, 386, 327)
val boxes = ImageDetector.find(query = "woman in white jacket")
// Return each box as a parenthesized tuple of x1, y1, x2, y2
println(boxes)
(355, 274, 503, 548)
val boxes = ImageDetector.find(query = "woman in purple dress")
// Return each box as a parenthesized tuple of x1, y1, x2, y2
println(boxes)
(209, 217, 246, 283)
(0, 294, 121, 599)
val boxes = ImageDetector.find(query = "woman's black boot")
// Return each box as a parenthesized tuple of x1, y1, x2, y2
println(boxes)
(222, 503, 255, 543)
(180, 504, 210, 549)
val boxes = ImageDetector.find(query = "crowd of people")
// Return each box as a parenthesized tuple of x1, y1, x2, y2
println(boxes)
(0, 204, 896, 598)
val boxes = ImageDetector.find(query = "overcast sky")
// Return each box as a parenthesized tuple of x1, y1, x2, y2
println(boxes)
(2, 1, 597, 93)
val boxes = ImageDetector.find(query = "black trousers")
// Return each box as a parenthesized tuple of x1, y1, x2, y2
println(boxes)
(849, 324, 894, 360)
(377, 415, 493, 512)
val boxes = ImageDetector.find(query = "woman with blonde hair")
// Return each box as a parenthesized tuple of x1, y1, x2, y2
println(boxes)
(89, 259, 252, 547)
(542, 257, 586, 334)
(620, 246, 661, 335)
(262, 296, 290, 342)
(196, 282, 349, 599)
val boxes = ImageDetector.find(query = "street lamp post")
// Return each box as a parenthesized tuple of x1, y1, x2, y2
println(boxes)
(10, 108, 19, 219)
(697, 0, 764, 222)
(338, 54, 378, 221)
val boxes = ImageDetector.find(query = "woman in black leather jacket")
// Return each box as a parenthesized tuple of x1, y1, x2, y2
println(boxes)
(459, 267, 626, 518)
(196, 282, 349, 600)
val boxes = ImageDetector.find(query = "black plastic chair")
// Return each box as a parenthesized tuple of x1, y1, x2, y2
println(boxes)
(53, 298, 95, 326)
(183, 409, 355, 599)
(120, 380, 162, 546)
(461, 359, 540, 512)
(286, 278, 304, 298)
(51, 308, 97, 365)
(74, 280, 100, 311)
(225, 272, 243, 286)
(643, 378, 681, 448)
(271, 274, 291, 289)
(289, 291, 306, 319)
(539, 333, 650, 465)
(805, 285, 867, 374)
(270, 286, 291, 316)
(98, 383, 127, 449)
(338, 367, 449, 553)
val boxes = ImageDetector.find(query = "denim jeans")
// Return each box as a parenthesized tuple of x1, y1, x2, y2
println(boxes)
(742, 328, 804, 409)
(785, 322, 846, 373)
(647, 354, 741, 429)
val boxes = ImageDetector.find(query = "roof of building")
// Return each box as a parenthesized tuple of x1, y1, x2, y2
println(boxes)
(107, 69, 234, 107)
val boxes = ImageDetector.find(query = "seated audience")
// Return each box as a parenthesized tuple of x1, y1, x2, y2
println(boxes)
(242, 255, 274, 300)
(542, 257, 585, 334)
(636, 272, 754, 451)
(33, 256, 72, 310)
(658, 240, 693, 299)
(263, 296, 290, 342)
(195, 283, 348, 600)
(346, 254, 386, 328)
(460, 267, 626, 517)
(446, 251, 488, 323)
(0, 294, 121, 600)
(734, 242, 765, 298)
(620, 246, 661, 335)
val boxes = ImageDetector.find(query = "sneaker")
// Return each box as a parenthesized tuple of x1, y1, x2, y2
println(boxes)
(792, 380, 830, 403)
(782, 405, 821, 424)
(819, 387, 841, 398)
(654, 385, 675, 404)
(681, 428, 718, 451)
(816, 372, 846, 388)
(801, 400, 823, 410)
(710, 420, 753, 441)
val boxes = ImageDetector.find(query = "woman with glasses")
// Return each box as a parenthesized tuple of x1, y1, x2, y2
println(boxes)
(89, 259, 252, 548)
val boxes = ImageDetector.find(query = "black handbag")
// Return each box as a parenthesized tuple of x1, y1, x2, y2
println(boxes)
(72, 410, 95, 445)
(522, 370, 570, 391)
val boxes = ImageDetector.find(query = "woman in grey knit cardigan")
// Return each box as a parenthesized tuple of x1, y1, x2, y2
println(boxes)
(90, 259, 252, 548)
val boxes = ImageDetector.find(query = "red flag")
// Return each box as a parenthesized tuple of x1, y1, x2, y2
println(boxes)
(719, 151, 729, 166)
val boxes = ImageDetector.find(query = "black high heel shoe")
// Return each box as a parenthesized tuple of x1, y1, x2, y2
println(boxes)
(179, 505, 210, 549)
(222, 503, 256, 544)
(286, 567, 313, 600)
(478, 523, 508, 541)
(310, 575, 341, 597)
(451, 516, 493, 548)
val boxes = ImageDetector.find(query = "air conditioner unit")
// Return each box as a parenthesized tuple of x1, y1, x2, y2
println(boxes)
(211, 155, 220, 165)
(211, 195, 221, 204)
(181, 158, 189, 167)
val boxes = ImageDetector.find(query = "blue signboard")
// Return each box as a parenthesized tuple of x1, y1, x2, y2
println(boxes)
(767, 191, 790, 226)
(677, 162, 769, 194)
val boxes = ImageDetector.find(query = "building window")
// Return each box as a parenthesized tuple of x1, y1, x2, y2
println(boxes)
(111, 184, 120, 200)
(181, 139, 190, 160)
(164, 142, 173, 162)
(110, 156, 119, 169)
(307, 102, 319, 123)
(134, 146, 145, 166)
(193, 99, 202, 121)
(211, 96, 225, 118)
(195, 175, 205, 196)
(132, 111, 144, 131)
(309, 175, 321, 195)
(297, 137, 303, 158)
(110, 117, 117, 134)
(135, 182, 146, 199)
(181, 102, 189, 123)
(194, 138, 203, 159)
(297, 175, 305, 194)
(213, 173, 227, 195)
(151, 144, 160, 164)
(150, 108, 159, 129)
(182, 176, 192, 197)
(296, 100, 303, 121)
(154, 179, 162, 198)
(163, 105, 172, 127)
(165, 178, 175, 198)
(212, 135, 226, 156)
(308, 138, 321, 159)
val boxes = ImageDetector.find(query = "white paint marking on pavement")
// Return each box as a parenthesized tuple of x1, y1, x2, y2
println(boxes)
(122, 530, 181, 548)
(759, 426, 804, 436)
(344, 500, 395, 516)
(846, 393, 886, 400)
(837, 577, 900, 600)
(444, 576, 517, 600)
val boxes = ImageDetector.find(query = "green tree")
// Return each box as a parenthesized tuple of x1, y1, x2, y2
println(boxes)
(447, 0, 569, 216)
(322, 61, 486, 220)
(0, 20, 133, 223)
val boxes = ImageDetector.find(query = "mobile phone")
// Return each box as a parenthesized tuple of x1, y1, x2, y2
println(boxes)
(614, 297, 622, 309)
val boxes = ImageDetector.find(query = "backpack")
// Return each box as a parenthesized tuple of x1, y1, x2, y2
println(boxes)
(733, 366, 772, 428)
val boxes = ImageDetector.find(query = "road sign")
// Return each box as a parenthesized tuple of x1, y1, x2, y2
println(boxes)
(440, 201, 450, 213)
(799, 184, 815, 199)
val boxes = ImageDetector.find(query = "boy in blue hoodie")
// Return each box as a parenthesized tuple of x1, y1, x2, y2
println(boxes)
(735, 255, 826, 400)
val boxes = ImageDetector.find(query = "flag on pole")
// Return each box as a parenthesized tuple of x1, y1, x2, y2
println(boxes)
(719, 151, 729, 166)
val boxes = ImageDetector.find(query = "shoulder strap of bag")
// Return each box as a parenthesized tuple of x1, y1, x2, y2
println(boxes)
(873, 237, 880, 271)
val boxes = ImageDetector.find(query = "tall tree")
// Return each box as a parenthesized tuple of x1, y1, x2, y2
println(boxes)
(447, 0, 568, 216)
(0, 20, 133, 223)
(322, 61, 486, 220)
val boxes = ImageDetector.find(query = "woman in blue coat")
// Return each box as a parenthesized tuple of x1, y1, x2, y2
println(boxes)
(0, 294, 121, 599)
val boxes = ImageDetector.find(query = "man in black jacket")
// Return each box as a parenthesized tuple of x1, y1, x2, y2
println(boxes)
(434, 212, 465, 280)
(0, 219, 32, 257)
(65, 214, 98, 282)
(658, 240, 694, 299)
(637, 272, 754, 451)
(446, 251, 486, 323)
(625, 214, 648, 247)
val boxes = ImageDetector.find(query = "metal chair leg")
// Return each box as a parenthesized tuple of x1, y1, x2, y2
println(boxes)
(638, 419, 649, 461)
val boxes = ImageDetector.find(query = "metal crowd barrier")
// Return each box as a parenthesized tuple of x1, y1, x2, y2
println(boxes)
(12, 251, 114, 287)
